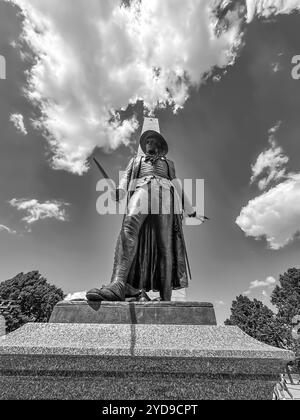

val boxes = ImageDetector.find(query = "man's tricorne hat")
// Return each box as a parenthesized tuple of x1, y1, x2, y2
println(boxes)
(140, 130, 169, 156)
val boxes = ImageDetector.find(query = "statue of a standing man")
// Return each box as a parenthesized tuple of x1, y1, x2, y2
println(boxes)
(87, 122, 205, 302)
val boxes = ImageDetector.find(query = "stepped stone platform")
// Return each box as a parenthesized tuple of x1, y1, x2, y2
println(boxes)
(49, 301, 217, 326)
(0, 301, 295, 400)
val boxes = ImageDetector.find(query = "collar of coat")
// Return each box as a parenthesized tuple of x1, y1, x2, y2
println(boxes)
(144, 154, 166, 165)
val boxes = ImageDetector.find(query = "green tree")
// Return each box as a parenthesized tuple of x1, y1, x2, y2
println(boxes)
(0, 271, 64, 333)
(0, 301, 30, 333)
(271, 268, 300, 355)
(225, 295, 290, 348)
(226, 268, 300, 351)
(271, 268, 300, 324)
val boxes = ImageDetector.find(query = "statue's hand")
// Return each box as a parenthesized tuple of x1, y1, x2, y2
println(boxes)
(188, 211, 209, 223)
(111, 189, 126, 202)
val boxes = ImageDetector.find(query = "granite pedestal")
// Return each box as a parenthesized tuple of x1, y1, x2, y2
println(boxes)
(0, 318, 295, 400)
(49, 301, 217, 326)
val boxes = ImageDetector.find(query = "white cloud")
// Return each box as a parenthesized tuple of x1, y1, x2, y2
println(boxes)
(238, 120, 300, 250)
(271, 62, 280, 73)
(213, 75, 222, 83)
(243, 276, 276, 296)
(9, 199, 69, 226)
(215, 300, 226, 306)
(250, 276, 276, 289)
(269, 121, 282, 136)
(65, 291, 87, 301)
(0, 224, 17, 235)
(237, 173, 300, 249)
(246, 0, 300, 22)
(9, 113, 28, 135)
(251, 122, 288, 191)
(6, 0, 245, 174)
(6, 0, 300, 175)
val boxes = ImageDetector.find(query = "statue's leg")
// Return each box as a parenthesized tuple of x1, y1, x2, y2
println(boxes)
(111, 213, 148, 284)
(87, 188, 149, 302)
(156, 214, 173, 301)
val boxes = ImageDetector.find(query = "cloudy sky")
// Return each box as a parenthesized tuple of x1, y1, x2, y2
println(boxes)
(0, 0, 300, 323)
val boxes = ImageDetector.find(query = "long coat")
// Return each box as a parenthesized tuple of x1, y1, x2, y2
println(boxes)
(115, 155, 190, 293)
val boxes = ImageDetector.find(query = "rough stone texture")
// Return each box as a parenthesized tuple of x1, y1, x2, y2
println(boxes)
(49, 301, 217, 326)
(0, 323, 294, 400)
(0, 316, 5, 337)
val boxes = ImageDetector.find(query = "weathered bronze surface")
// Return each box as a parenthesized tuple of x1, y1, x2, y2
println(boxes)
(88, 131, 195, 302)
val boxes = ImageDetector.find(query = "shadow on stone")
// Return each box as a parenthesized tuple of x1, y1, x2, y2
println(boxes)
(50, 300, 218, 326)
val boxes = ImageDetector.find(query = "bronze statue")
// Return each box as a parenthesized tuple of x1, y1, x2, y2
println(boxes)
(87, 128, 206, 302)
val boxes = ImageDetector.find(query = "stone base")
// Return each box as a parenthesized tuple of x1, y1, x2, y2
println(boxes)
(49, 301, 217, 326)
(0, 323, 294, 400)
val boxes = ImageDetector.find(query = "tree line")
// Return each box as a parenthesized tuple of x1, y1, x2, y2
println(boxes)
(226, 268, 300, 357)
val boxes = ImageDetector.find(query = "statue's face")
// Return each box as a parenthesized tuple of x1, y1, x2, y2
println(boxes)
(146, 137, 160, 155)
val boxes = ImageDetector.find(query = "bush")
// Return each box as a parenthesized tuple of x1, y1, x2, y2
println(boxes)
(0, 271, 64, 333)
